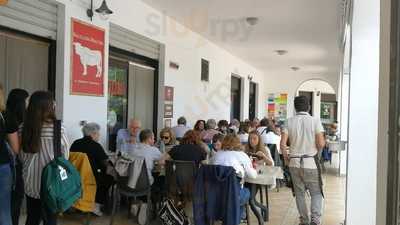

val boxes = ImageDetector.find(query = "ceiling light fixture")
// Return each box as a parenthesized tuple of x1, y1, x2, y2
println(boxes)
(275, 50, 288, 55)
(291, 67, 300, 71)
(245, 17, 259, 26)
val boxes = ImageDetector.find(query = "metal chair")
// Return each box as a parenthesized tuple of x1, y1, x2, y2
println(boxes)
(267, 144, 284, 192)
(165, 160, 197, 210)
(109, 160, 151, 225)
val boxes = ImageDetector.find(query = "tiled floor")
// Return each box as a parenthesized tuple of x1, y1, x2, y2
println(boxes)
(19, 169, 346, 225)
(265, 170, 346, 225)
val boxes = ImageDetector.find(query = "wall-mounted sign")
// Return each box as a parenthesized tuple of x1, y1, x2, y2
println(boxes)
(164, 119, 172, 128)
(164, 86, 174, 118)
(267, 93, 288, 122)
(0, 0, 8, 6)
(70, 18, 105, 96)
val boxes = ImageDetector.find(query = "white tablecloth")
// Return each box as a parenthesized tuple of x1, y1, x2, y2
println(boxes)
(245, 166, 284, 185)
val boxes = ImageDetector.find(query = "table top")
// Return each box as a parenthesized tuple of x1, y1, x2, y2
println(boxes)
(245, 166, 284, 185)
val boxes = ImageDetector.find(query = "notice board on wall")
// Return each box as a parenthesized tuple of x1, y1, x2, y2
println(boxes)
(267, 93, 288, 122)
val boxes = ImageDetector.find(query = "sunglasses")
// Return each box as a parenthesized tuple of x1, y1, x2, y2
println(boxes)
(161, 136, 170, 140)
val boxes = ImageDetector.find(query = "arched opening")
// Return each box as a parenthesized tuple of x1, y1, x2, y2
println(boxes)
(296, 79, 337, 128)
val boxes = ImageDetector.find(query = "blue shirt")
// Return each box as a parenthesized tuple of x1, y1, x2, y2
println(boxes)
(116, 129, 140, 154)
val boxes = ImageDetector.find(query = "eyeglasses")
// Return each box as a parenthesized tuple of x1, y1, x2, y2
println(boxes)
(161, 136, 170, 140)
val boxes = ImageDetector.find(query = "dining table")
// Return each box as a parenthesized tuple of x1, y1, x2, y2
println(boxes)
(245, 165, 284, 225)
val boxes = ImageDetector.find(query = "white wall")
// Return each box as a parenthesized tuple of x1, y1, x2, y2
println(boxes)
(50, 0, 266, 145)
(297, 79, 336, 94)
(346, 0, 380, 224)
(52, 0, 110, 146)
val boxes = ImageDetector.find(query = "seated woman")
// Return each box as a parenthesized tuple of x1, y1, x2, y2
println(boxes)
(70, 122, 115, 216)
(156, 127, 178, 153)
(193, 120, 206, 133)
(162, 130, 207, 165)
(210, 133, 224, 158)
(210, 134, 257, 219)
(245, 131, 274, 166)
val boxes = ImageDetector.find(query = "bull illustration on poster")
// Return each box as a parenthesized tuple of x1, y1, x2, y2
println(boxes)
(73, 42, 102, 77)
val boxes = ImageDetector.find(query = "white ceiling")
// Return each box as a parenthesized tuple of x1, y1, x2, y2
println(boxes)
(142, 0, 343, 79)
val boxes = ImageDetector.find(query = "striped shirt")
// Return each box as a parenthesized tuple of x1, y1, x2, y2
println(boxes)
(19, 123, 70, 199)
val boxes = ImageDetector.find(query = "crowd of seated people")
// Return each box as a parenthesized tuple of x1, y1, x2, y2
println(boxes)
(0, 84, 285, 225)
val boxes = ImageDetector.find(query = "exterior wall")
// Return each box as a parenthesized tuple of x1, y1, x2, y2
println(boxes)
(346, 0, 380, 224)
(49, 0, 266, 146)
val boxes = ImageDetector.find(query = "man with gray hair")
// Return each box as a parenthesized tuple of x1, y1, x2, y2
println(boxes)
(116, 119, 142, 155)
(70, 122, 114, 216)
(172, 116, 190, 140)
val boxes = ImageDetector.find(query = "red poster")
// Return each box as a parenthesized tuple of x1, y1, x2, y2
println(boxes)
(70, 18, 105, 96)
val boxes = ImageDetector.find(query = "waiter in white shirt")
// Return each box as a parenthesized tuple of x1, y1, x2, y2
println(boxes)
(280, 96, 325, 225)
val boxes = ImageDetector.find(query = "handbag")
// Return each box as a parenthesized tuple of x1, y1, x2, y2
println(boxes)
(158, 199, 189, 225)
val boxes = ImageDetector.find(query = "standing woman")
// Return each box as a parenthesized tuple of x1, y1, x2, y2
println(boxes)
(20, 91, 70, 225)
(0, 85, 20, 225)
(6, 89, 29, 225)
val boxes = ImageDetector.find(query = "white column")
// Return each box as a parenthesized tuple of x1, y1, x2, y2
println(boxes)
(346, 0, 380, 224)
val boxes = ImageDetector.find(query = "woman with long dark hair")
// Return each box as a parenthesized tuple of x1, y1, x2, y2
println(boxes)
(20, 91, 70, 225)
(0, 85, 20, 225)
(6, 89, 29, 225)
(193, 120, 206, 132)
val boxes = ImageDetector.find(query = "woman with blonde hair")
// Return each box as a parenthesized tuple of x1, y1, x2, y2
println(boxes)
(157, 127, 177, 152)
(210, 134, 257, 219)
(0, 84, 20, 225)
(245, 131, 274, 166)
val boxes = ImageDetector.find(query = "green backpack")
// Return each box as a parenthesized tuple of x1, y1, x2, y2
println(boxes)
(41, 120, 82, 214)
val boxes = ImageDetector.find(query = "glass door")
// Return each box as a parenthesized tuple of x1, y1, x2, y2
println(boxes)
(107, 58, 128, 152)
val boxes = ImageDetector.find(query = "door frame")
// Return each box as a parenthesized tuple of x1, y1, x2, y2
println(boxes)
(249, 81, 257, 120)
(386, 0, 400, 223)
(0, 25, 57, 95)
(230, 74, 243, 121)
(109, 46, 159, 133)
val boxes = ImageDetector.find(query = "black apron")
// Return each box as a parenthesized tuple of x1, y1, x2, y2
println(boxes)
(288, 154, 324, 198)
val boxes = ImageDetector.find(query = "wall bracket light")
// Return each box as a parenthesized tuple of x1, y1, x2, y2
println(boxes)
(87, 0, 113, 21)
